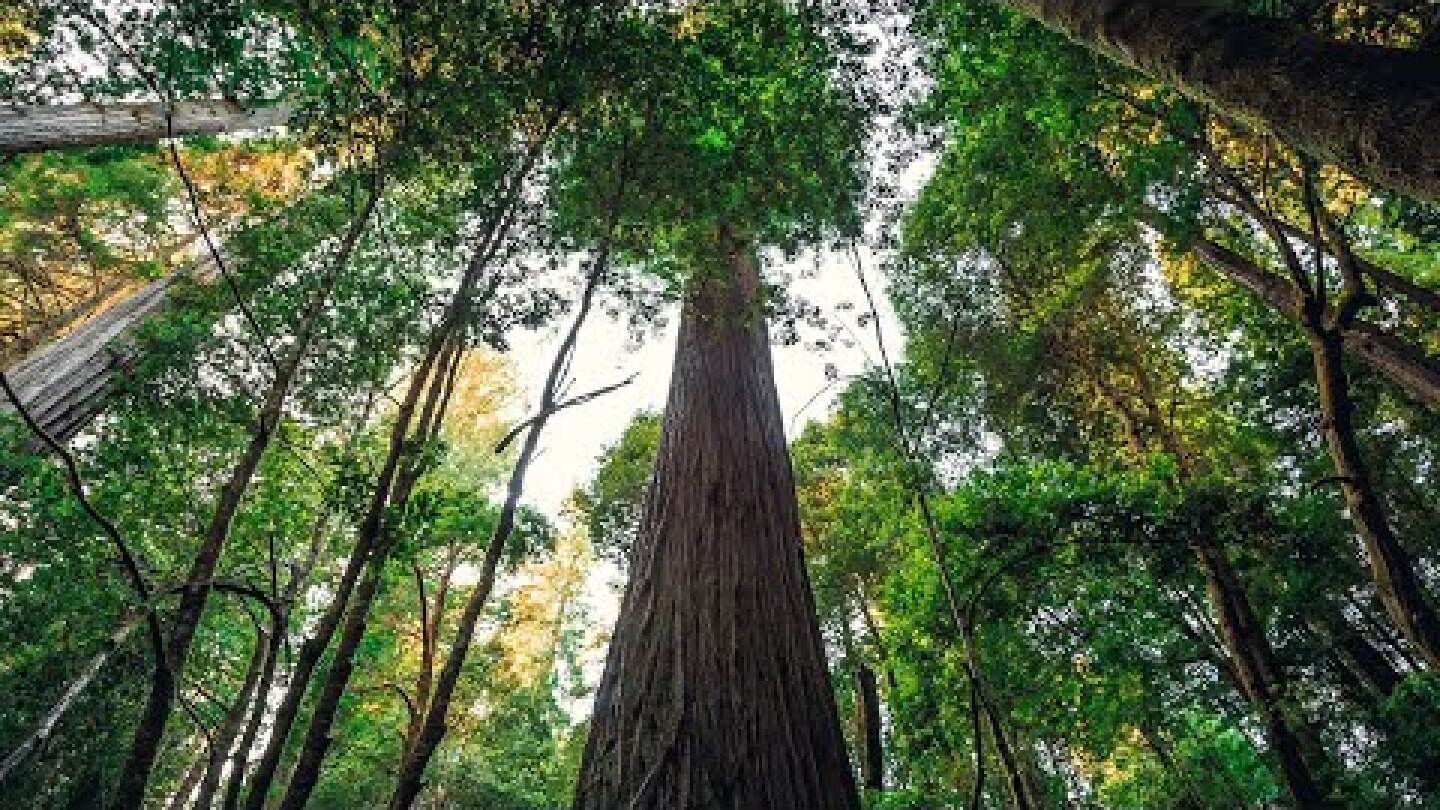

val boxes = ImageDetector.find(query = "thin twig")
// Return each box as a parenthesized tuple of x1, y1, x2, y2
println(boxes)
(493, 372, 639, 454)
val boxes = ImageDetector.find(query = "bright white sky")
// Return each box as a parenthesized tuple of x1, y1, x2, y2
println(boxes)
(500, 248, 906, 523)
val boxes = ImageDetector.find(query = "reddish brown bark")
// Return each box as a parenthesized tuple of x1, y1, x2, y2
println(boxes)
(573, 236, 860, 809)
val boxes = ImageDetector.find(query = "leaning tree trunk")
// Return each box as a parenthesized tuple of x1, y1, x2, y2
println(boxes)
(855, 664, 884, 793)
(2, 273, 190, 443)
(1186, 235, 1440, 411)
(1193, 545, 1337, 809)
(573, 235, 861, 810)
(111, 182, 382, 810)
(997, 0, 1440, 202)
(1310, 328, 1440, 669)
(0, 101, 290, 155)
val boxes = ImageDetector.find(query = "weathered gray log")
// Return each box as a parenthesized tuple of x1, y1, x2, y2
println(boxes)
(1, 278, 173, 441)
(0, 248, 218, 442)
(0, 100, 290, 156)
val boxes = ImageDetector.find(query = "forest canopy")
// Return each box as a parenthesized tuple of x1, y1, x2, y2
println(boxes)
(3, 1, 1440, 808)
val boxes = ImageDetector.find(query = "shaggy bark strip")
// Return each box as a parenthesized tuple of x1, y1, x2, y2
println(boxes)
(998, 0, 1440, 201)
(574, 237, 860, 810)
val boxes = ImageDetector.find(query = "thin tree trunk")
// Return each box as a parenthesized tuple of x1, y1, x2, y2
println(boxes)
(961, 625, 1032, 810)
(240, 134, 542, 808)
(1182, 232, 1440, 411)
(1088, 361, 1335, 804)
(1192, 545, 1336, 808)
(855, 664, 884, 793)
(220, 618, 281, 810)
(190, 625, 271, 810)
(219, 502, 339, 810)
(236, 526, 373, 810)
(1308, 608, 1403, 705)
(389, 245, 616, 810)
(272, 546, 390, 810)
(0, 611, 142, 783)
(997, 0, 1440, 202)
(161, 744, 209, 810)
(0, 101, 291, 155)
(267, 337, 463, 810)
(573, 234, 860, 810)
(1309, 328, 1440, 668)
(110, 175, 383, 810)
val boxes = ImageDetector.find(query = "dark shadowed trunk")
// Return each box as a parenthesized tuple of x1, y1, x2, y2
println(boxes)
(998, 0, 1440, 201)
(573, 234, 860, 810)
(855, 664, 884, 793)
(1309, 329, 1440, 669)
(190, 624, 271, 810)
(1308, 609, 1403, 707)
(1193, 545, 1336, 809)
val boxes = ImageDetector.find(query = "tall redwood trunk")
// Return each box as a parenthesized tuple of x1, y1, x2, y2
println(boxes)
(573, 236, 860, 810)
(996, 0, 1440, 202)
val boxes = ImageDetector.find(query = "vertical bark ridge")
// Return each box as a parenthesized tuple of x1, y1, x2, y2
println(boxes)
(574, 237, 860, 810)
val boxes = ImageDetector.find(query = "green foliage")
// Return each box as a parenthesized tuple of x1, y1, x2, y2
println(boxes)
(568, 411, 661, 565)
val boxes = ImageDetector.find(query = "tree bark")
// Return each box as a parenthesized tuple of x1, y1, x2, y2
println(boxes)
(996, 0, 1440, 202)
(190, 625, 271, 810)
(573, 235, 860, 810)
(2, 274, 182, 443)
(1307, 610, 1402, 706)
(388, 250, 611, 810)
(268, 337, 462, 810)
(855, 664, 884, 793)
(1309, 328, 1440, 668)
(0, 101, 290, 155)
(1193, 545, 1337, 809)
(1186, 233, 1440, 411)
